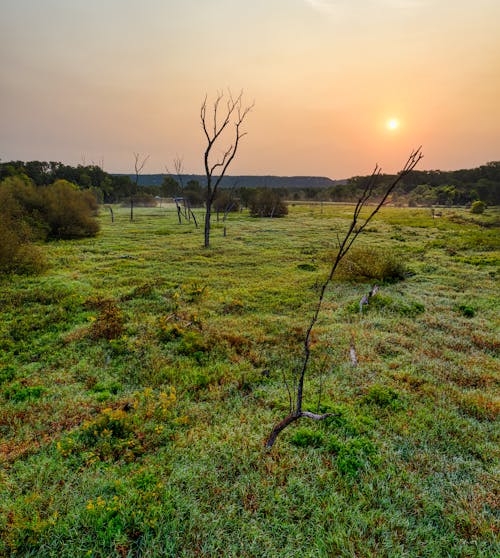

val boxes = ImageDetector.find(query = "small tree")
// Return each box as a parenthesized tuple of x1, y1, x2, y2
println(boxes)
(265, 148, 423, 449)
(470, 200, 486, 214)
(131, 153, 149, 221)
(201, 91, 253, 248)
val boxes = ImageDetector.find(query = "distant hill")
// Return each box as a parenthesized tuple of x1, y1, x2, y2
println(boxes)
(115, 174, 348, 189)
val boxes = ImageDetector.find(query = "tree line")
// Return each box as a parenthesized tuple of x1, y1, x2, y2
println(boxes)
(1, 159, 497, 208)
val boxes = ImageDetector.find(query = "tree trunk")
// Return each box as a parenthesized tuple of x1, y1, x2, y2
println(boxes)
(204, 203, 211, 248)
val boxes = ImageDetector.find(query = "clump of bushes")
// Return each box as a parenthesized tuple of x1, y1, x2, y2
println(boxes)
(456, 304, 475, 318)
(4, 383, 44, 402)
(335, 246, 407, 283)
(470, 200, 486, 214)
(363, 384, 402, 409)
(0, 176, 99, 274)
(41, 179, 99, 239)
(248, 189, 288, 217)
(214, 190, 240, 214)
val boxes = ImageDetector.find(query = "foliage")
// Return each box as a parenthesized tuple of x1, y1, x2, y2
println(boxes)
(183, 179, 205, 207)
(471, 200, 486, 214)
(248, 188, 288, 217)
(90, 299, 125, 340)
(456, 303, 476, 318)
(42, 179, 100, 239)
(363, 384, 402, 409)
(4, 382, 44, 402)
(213, 189, 240, 213)
(335, 245, 407, 283)
(0, 175, 99, 274)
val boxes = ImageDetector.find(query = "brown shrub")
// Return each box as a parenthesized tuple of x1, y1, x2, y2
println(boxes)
(90, 300, 125, 340)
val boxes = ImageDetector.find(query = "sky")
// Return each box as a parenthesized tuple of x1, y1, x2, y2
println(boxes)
(1, 0, 499, 178)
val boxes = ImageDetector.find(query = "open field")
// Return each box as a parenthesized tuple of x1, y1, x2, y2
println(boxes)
(0, 204, 498, 557)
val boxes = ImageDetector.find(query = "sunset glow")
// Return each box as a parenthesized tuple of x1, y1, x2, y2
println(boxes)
(1, 0, 499, 177)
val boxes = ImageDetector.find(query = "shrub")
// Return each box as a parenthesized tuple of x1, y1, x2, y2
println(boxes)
(335, 246, 407, 282)
(456, 304, 475, 318)
(363, 384, 401, 409)
(90, 300, 125, 340)
(158, 322, 185, 342)
(42, 180, 99, 239)
(0, 177, 47, 274)
(0, 366, 16, 385)
(74, 408, 140, 462)
(248, 189, 288, 217)
(470, 200, 486, 214)
(0, 219, 46, 275)
(214, 190, 240, 213)
(4, 383, 44, 402)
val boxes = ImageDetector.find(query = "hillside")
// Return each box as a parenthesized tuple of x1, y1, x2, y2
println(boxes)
(117, 174, 347, 189)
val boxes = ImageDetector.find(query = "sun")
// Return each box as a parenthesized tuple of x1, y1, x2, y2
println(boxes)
(387, 118, 399, 130)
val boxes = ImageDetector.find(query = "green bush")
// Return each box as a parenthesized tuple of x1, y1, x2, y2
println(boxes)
(42, 180, 99, 239)
(470, 200, 486, 214)
(0, 178, 47, 275)
(335, 246, 407, 283)
(0, 176, 99, 274)
(363, 384, 401, 409)
(335, 437, 378, 476)
(249, 189, 288, 217)
(456, 304, 475, 318)
(0, 219, 46, 275)
(0, 366, 16, 385)
(4, 383, 44, 402)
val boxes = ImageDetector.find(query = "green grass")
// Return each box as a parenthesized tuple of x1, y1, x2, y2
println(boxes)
(0, 203, 498, 557)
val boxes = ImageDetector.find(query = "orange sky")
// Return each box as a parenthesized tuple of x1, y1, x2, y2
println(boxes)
(1, 0, 499, 178)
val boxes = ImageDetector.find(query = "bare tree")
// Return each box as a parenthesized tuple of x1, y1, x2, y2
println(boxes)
(265, 148, 423, 449)
(201, 90, 253, 248)
(131, 152, 149, 221)
(166, 155, 199, 227)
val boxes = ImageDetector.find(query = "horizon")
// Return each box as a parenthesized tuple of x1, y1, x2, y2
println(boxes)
(2, 0, 499, 177)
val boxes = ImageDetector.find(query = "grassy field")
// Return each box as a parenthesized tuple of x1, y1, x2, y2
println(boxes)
(0, 203, 498, 557)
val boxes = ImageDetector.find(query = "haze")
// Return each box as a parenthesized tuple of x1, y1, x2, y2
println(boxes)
(1, 0, 499, 177)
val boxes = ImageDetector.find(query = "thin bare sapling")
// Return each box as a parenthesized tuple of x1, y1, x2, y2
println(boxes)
(265, 147, 423, 449)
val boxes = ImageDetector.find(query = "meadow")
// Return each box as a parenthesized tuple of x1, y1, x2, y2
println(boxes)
(0, 203, 498, 557)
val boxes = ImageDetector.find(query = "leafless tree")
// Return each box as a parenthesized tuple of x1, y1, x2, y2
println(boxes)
(265, 148, 423, 449)
(201, 90, 253, 248)
(131, 152, 149, 221)
(165, 156, 199, 226)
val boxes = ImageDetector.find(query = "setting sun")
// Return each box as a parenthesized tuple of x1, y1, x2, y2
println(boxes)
(387, 118, 400, 130)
